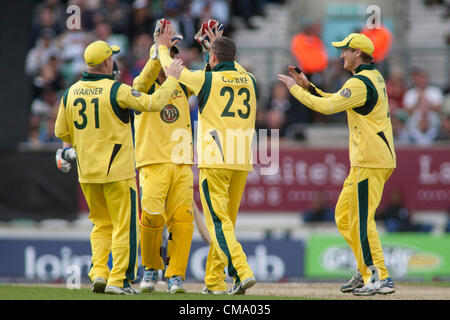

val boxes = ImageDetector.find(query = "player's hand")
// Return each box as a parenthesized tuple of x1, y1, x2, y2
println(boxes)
(194, 19, 224, 52)
(56, 148, 76, 173)
(277, 74, 297, 90)
(157, 21, 181, 49)
(288, 66, 310, 89)
(164, 58, 184, 79)
(152, 19, 183, 60)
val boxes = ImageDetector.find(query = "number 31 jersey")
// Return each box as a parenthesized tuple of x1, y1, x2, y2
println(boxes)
(54, 71, 178, 183)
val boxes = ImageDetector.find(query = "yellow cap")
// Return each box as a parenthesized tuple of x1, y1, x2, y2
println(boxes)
(84, 40, 120, 66)
(331, 33, 374, 56)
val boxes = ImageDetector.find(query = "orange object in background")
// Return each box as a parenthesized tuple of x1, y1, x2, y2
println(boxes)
(361, 25, 393, 63)
(291, 33, 329, 74)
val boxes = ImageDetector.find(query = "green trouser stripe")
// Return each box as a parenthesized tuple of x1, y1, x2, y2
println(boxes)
(358, 178, 374, 267)
(125, 187, 137, 287)
(201, 178, 238, 279)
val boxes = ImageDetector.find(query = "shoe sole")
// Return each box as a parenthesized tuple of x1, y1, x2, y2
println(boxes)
(378, 287, 395, 295)
(169, 288, 186, 294)
(92, 281, 106, 293)
(140, 283, 155, 293)
(353, 291, 377, 296)
(242, 278, 256, 290)
(341, 284, 363, 293)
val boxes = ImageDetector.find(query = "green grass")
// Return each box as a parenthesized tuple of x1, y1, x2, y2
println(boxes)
(0, 285, 308, 300)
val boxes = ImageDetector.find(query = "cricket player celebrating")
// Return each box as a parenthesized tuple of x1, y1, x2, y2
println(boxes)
(278, 33, 396, 296)
(54, 40, 183, 294)
(132, 20, 195, 294)
(157, 22, 257, 295)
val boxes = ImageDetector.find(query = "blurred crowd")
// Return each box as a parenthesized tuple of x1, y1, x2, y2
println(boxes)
(24, 0, 450, 149)
(24, 0, 276, 148)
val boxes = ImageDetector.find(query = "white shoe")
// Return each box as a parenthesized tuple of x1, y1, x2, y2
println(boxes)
(228, 277, 256, 295)
(105, 285, 139, 295)
(92, 277, 107, 293)
(140, 268, 158, 293)
(167, 276, 186, 294)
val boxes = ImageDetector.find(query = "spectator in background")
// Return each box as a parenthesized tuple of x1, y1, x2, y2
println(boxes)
(31, 5, 63, 46)
(436, 109, 450, 141)
(264, 81, 312, 138)
(290, 20, 328, 76)
(178, 42, 204, 70)
(130, 0, 156, 40)
(377, 188, 433, 232)
(25, 29, 60, 77)
(97, 0, 131, 35)
(302, 191, 334, 223)
(129, 33, 153, 78)
(391, 109, 410, 143)
(231, 0, 259, 30)
(402, 68, 444, 115)
(385, 67, 407, 113)
(190, 0, 230, 31)
(407, 104, 441, 145)
(324, 58, 352, 93)
(160, 0, 196, 48)
(33, 0, 66, 30)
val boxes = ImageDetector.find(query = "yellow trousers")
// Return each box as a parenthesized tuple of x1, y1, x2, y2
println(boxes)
(81, 178, 139, 288)
(335, 166, 393, 284)
(199, 168, 254, 292)
(139, 163, 194, 279)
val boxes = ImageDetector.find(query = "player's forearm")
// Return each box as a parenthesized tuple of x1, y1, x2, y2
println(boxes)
(308, 83, 333, 98)
(290, 85, 335, 115)
(133, 58, 161, 93)
(149, 76, 178, 112)
(158, 45, 203, 94)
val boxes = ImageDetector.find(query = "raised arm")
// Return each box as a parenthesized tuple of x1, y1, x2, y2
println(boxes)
(278, 75, 367, 115)
(132, 45, 161, 94)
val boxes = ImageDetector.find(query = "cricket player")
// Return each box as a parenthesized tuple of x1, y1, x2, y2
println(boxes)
(156, 23, 257, 295)
(278, 33, 396, 296)
(132, 38, 195, 294)
(54, 40, 184, 294)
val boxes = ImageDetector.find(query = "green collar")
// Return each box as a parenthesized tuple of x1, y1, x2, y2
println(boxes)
(80, 72, 114, 81)
(354, 63, 376, 74)
(212, 61, 236, 72)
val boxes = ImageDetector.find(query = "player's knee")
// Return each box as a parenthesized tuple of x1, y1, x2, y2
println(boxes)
(141, 210, 165, 228)
(172, 205, 194, 224)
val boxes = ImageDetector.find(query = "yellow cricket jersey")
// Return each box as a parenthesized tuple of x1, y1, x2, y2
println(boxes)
(132, 54, 193, 167)
(54, 71, 179, 183)
(289, 63, 396, 169)
(158, 45, 258, 172)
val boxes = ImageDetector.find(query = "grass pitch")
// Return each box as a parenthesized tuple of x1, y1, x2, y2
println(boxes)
(0, 284, 304, 300)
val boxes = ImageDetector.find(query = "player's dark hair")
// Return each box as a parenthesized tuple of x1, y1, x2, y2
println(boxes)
(211, 37, 236, 63)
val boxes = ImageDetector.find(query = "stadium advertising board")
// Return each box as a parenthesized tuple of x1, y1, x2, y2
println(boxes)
(306, 234, 450, 279)
(0, 237, 304, 282)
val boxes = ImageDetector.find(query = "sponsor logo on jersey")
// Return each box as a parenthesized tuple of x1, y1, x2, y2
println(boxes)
(160, 104, 179, 123)
(340, 88, 351, 98)
(131, 89, 142, 97)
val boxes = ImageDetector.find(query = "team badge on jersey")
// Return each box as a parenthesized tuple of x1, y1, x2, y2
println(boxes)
(160, 104, 179, 123)
(131, 88, 142, 97)
(340, 88, 352, 98)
